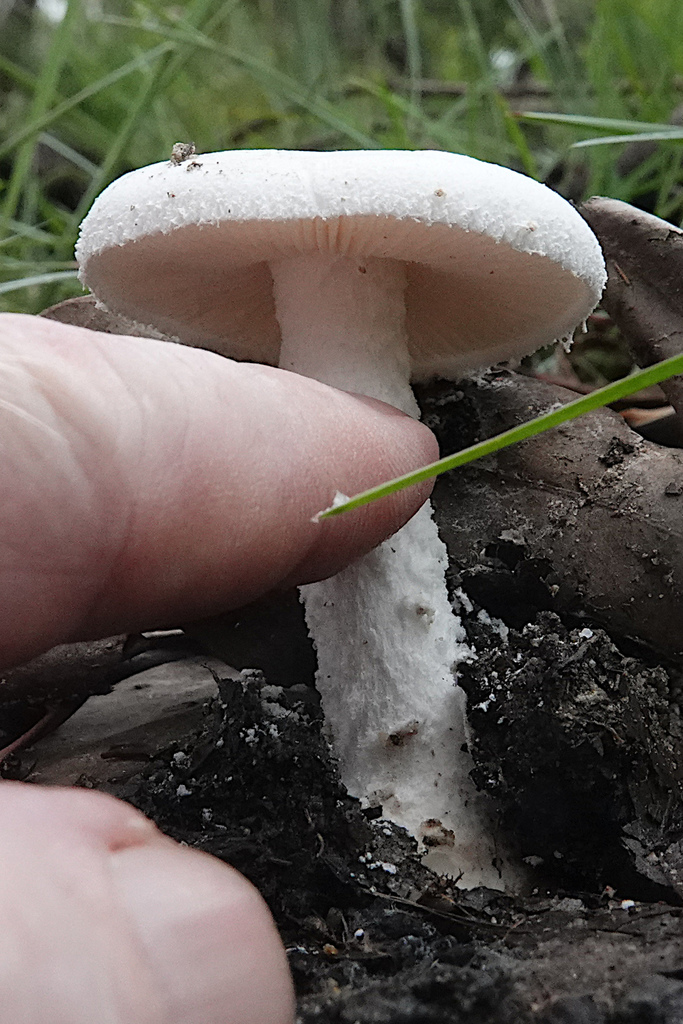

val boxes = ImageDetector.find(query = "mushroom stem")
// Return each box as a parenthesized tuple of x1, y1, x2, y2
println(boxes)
(271, 254, 509, 888)
(273, 254, 418, 413)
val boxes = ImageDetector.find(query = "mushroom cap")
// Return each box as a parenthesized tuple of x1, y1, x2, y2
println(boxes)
(76, 149, 605, 379)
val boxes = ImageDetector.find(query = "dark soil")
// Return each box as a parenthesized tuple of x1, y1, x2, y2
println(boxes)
(102, 597, 683, 1023)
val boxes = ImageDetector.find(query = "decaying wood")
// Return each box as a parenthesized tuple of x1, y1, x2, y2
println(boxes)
(0, 634, 197, 764)
(0, 633, 196, 705)
(580, 197, 683, 423)
(0, 635, 131, 705)
(419, 373, 683, 659)
(40, 294, 162, 338)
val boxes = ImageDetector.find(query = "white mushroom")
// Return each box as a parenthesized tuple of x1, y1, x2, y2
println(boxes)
(76, 149, 606, 888)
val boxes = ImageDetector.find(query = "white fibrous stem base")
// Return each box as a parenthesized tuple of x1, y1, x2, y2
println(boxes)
(301, 505, 507, 887)
(271, 253, 509, 888)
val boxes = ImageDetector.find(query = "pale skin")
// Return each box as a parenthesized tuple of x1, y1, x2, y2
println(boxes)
(0, 313, 437, 1024)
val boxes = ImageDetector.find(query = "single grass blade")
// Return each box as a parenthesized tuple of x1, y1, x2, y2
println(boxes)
(514, 111, 678, 133)
(573, 130, 683, 149)
(38, 133, 99, 176)
(398, 0, 422, 129)
(316, 352, 683, 520)
(0, 271, 79, 295)
(495, 94, 539, 179)
(0, 220, 54, 246)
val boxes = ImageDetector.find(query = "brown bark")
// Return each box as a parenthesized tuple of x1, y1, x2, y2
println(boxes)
(419, 373, 683, 659)
(40, 294, 160, 337)
(580, 197, 683, 423)
(0, 632, 203, 704)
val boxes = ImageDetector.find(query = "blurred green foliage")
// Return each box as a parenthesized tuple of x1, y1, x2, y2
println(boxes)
(2, 0, 683, 313)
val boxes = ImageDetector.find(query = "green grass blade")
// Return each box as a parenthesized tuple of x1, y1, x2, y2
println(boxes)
(398, 0, 422, 130)
(0, 220, 54, 246)
(538, 0, 577, 84)
(516, 111, 678, 133)
(38, 133, 99, 177)
(0, 271, 79, 295)
(0, 43, 175, 166)
(573, 130, 683, 148)
(0, 54, 36, 92)
(2, 0, 82, 222)
(1, 259, 76, 271)
(495, 94, 540, 178)
(316, 353, 683, 519)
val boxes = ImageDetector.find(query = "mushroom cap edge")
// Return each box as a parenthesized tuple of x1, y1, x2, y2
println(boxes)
(76, 149, 606, 378)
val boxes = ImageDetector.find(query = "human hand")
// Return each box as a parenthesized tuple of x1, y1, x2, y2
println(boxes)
(0, 313, 436, 669)
(0, 782, 295, 1024)
(0, 312, 437, 1023)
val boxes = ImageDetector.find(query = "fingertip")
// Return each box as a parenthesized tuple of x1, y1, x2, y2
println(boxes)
(0, 782, 162, 852)
(111, 842, 296, 1024)
(283, 394, 440, 585)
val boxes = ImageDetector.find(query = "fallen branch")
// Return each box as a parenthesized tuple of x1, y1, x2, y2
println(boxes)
(419, 372, 683, 659)
(580, 198, 683, 424)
